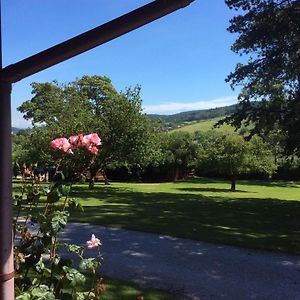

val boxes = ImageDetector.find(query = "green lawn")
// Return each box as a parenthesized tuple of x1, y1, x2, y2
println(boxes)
(65, 178, 300, 255)
(99, 277, 177, 300)
(14, 178, 300, 254)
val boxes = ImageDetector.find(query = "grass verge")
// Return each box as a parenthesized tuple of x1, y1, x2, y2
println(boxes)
(100, 277, 177, 300)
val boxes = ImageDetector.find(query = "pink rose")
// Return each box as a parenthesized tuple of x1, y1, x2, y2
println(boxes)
(86, 234, 102, 249)
(89, 133, 101, 146)
(82, 133, 101, 147)
(81, 133, 101, 154)
(69, 134, 84, 147)
(50, 138, 71, 153)
(89, 145, 98, 155)
(50, 138, 61, 149)
(51, 133, 101, 154)
(69, 135, 79, 146)
(81, 135, 91, 147)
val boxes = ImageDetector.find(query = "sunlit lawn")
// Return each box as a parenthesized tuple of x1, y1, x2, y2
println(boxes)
(14, 177, 300, 254)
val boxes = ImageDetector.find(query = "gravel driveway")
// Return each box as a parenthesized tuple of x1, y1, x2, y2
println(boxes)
(59, 222, 300, 300)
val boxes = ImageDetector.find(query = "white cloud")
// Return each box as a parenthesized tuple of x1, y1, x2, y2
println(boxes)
(143, 96, 237, 115)
(12, 112, 31, 129)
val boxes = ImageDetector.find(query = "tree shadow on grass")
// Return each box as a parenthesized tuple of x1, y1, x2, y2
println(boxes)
(173, 177, 300, 189)
(238, 179, 300, 188)
(175, 187, 250, 193)
(69, 185, 300, 255)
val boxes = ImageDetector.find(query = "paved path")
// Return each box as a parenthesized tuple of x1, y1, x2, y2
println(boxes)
(60, 222, 300, 300)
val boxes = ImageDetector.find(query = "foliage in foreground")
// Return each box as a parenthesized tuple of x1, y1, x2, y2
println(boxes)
(14, 134, 103, 299)
(14, 177, 103, 299)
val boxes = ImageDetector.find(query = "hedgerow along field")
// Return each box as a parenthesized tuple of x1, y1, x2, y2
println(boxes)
(14, 177, 300, 255)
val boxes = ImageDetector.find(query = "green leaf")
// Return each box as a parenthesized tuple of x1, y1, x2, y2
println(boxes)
(75, 291, 95, 300)
(43, 187, 51, 195)
(14, 223, 24, 233)
(13, 195, 23, 206)
(68, 198, 84, 212)
(60, 184, 71, 196)
(16, 293, 31, 300)
(62, 266, 86, 287)
(35, 257, 45, 272)
(78, 258, 100, 273)
(58, 243, 84, 255)
(50, 211, 69, 234)
(30, 285, 56, 300)
(16, 286, 56, 300)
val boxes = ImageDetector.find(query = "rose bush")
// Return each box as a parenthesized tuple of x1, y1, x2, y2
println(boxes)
(14, 133, 104, 299)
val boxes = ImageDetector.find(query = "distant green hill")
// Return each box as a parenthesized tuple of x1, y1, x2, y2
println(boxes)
(148, 104, 237, 127)
(12, 127, 22, 134)
(171, 117, 235, 133)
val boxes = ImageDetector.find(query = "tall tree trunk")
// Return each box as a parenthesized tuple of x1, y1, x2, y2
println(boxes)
(230, 177, 236, 191)
(89, 168, 98, 189)
(89, 177, 95, 189)
(174, 167, 180, 181)
(101, 169, 110, 185)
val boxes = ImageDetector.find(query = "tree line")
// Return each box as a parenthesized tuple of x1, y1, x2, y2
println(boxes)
(13, 0, 300, 191)
(12, 75, 292, 191)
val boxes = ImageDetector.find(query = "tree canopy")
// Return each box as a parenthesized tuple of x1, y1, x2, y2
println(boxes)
(162, 131, 199, 180)
(221, 0, 300, 154)
(196, 132, 276, 190)
(17, 75, 159, 184)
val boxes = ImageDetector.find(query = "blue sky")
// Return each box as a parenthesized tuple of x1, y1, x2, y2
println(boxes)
(2, 0, 241, 128)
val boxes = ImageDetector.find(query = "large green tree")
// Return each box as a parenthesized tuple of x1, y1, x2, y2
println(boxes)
(163, 131, 199, 180)
(196, 132, 276, 191)
(18, 75, 159, 185)
(12, 129, 31, 164)
(221, 0, 300, 154)
(142, 131, 199, 182)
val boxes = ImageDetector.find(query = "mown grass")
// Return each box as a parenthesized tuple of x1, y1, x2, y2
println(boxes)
(14, 178, 300, 255)
(99, 277, 177, 300)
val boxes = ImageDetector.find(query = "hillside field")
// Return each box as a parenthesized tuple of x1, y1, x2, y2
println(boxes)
(171, 117, 235, 133)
